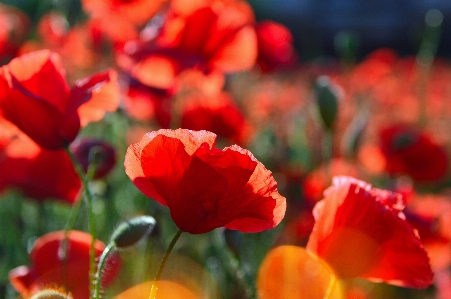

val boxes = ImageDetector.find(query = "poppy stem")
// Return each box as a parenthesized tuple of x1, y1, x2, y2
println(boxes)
(93, 242, 115, 299)
(64, 146, 97, 299)
(59, 192, 83, 289)
(59, 161, 98, 293)
(211, 229, 256, 299)
(149, 229, 183, 299)
(323, 129, 333, 184)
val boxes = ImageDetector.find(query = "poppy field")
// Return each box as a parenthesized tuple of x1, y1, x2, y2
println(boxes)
(0, 1, 449, 299)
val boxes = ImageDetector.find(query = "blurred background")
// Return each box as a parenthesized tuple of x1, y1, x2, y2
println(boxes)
(3, 0, 451, 60)
(249, 0, 451, 59)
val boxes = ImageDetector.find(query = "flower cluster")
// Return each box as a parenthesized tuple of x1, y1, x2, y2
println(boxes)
(0, 1, 446, 299)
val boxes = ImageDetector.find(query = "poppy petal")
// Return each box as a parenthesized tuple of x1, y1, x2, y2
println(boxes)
(306, 176, 434, 288)
(168, 145, 256, 233)
(225, 146, 286, 232)
(73, 69, 120, 126)
(124, 129, 216, 206)
(5, 49, 70, 113)
(0, 73, 80, 149)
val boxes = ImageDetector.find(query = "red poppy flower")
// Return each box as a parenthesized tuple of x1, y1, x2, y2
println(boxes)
(0, 118, 80, 203)
(0, 49, 119, 150)
(379, 124, 448, 183)
(9, 230, 121, 299)
(124, 129, 286, 234)
(306, 176, 433, 288)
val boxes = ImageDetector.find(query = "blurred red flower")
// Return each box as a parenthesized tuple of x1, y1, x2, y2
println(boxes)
(123, 69, 250, 144)
(379, 124, 448, 183)
(255, 20, 297, 72)
(83, 0, 166, 28)
(82, 0, 167, 47)
(0, 4, 30, 62)
(306, 176, 433, 288)
(0, 50, 119, 149)
(0, 118, 80, 203)
(117, 0, 257, 90)
(9, 230, 121, 299)
(180, 91, 252, 144)
(124, 129, 286, 234)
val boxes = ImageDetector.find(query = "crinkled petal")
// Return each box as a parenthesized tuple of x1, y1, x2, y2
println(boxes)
(124, 129, 216, 206)
(225, 146, 286, 232)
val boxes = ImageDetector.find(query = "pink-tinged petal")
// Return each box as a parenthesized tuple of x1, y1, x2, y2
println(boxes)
(5, 49, 70, 114)
(152, 129, 217, 155)
(307, 176, 433, 288)
(75, 69, 120, 126)
(225, 146, 286, 232)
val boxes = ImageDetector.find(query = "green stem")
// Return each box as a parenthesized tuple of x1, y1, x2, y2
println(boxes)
(59, 192, 83, 288)
(416, 9, 442, 127)
(323, 129, 333, 184)
(65, 146, 97, 299)
(149, 229, 183, 299)
(59, 160, 98, 290)
(211, 229, 256, 299)
(93, 243, 115, 299)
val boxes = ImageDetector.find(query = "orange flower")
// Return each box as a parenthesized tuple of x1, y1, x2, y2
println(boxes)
(113, 281, 198, 299)
(257, 245, 343, 299)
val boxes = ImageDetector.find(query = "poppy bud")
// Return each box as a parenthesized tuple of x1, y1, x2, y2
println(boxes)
(111, 216, 156, 249)
(314, 76, 339, 130)
(30, 289, 72, 299)
(70, 138, 116, 179)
